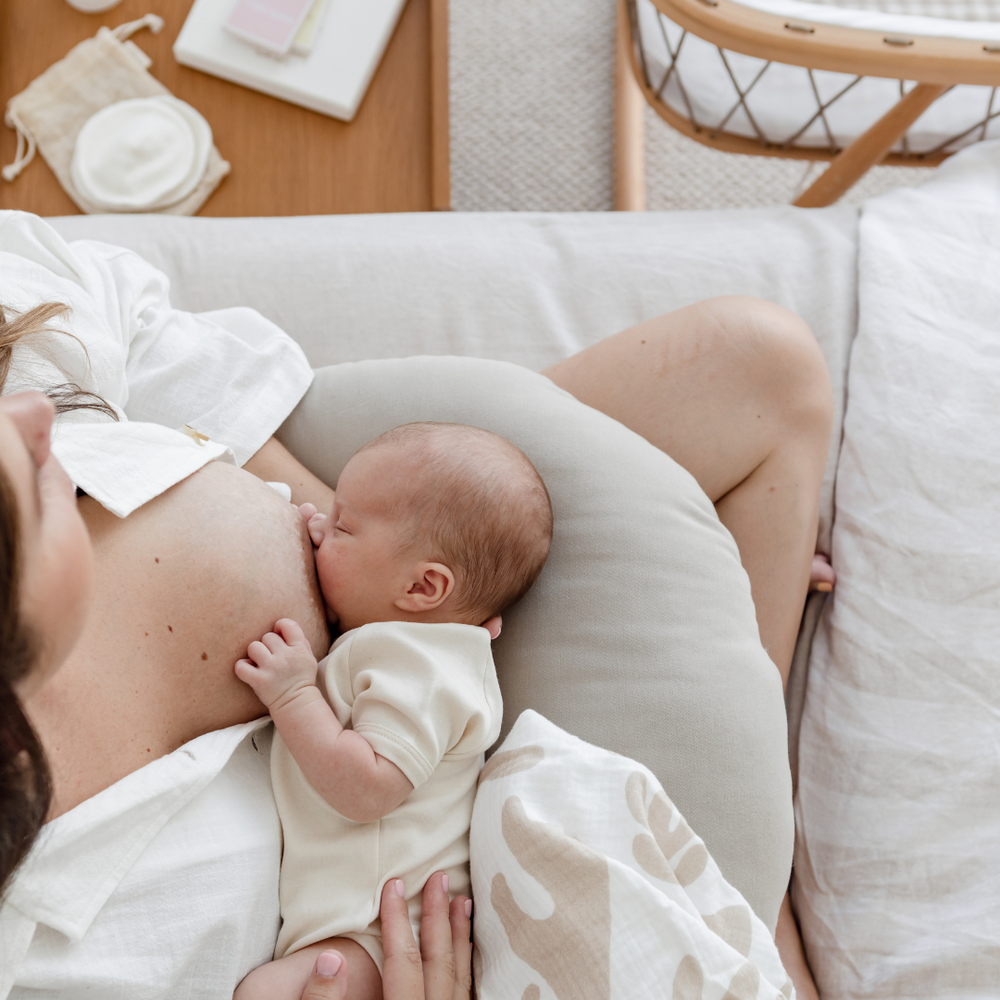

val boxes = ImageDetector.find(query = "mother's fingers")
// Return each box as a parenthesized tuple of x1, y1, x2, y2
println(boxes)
(449, 896, 473, 1000)
(381, 879, 424, 998)
(420, 874, 457, 1000)
(299, 951, 347, 1000)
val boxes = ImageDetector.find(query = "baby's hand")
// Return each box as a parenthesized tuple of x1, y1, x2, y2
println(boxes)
(297, 503, 327, 548)
(235, 618, 319, 711)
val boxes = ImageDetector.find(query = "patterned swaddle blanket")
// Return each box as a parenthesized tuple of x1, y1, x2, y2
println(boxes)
(470, 711, 793, 1000)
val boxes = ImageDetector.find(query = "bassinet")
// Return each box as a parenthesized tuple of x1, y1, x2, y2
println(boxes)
(618, 0, 1000, 205)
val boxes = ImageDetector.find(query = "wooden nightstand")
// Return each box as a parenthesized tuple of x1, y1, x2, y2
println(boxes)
(0, 0, 440, 215)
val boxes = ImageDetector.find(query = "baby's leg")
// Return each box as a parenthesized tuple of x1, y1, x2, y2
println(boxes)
(234, 937, 381, 1000)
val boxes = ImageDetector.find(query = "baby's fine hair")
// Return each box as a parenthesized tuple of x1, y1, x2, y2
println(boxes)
(358, 422, 553, 619)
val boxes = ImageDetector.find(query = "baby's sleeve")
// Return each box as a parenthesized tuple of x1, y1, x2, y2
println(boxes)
(345, 623, 502, 791)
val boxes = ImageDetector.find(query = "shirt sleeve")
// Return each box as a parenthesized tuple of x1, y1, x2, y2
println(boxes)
(68, 239, 314, 466)
(340, 623, 503, 791)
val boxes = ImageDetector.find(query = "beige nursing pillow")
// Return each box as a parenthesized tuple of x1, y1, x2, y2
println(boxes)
(278, 355, 792, 932)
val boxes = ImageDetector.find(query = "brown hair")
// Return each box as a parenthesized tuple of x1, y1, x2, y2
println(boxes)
(359, 423, 553, 619)
(0, 460, 48, 896)
(0, 300, 118, 894)
(0, 302, 118, 420)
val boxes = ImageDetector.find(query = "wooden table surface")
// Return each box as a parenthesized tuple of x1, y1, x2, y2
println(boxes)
(0, 0, 432, 216)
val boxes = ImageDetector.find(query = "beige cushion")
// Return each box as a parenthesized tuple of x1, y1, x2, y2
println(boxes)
(794, 150, 1000, 996)
(278, 355, 792, 932)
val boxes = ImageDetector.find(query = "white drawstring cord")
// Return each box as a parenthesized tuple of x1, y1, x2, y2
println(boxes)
(2, 106, 35, 182)
(111, 13, 165, 41)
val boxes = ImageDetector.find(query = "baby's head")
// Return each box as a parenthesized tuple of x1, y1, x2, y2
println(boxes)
(309, 423, 552, 633)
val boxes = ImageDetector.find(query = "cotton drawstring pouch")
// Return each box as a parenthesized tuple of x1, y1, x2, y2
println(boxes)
(3, 15, 230, 214)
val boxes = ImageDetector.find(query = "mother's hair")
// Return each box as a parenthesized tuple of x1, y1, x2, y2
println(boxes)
(0, 300, 120, 894)
(0, 457, 49, 893)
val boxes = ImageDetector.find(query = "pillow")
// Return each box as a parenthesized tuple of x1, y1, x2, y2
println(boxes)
(470, 710, 792, 999)
(794, 146, 1000, 996)
(278, 355, 792, 931)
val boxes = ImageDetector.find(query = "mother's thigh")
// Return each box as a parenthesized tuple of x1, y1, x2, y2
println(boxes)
(278, 358, 791, 932)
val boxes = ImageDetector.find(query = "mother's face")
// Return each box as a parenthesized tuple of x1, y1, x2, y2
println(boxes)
(0, 393, 93, 699)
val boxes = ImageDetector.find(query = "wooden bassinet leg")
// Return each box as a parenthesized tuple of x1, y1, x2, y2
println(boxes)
(616, 0, 646, 211)
(794, 82, 947, 208)
(431, 0, 451, 211)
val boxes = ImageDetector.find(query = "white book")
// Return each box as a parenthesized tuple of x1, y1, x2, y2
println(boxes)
(173, 0, 408, 122)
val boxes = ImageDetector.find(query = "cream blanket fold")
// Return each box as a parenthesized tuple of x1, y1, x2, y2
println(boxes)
(470, 711, 793, 1000)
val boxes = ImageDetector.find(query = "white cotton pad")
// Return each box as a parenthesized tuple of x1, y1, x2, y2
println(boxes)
(71, 97, 213, 212)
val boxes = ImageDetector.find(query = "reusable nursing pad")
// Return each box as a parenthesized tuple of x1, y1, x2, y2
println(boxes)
(71, 97, 213, 211)
(3, 17, 229, 216)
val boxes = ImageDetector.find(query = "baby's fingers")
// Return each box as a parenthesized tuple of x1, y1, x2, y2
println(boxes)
(274, 618, 310, 649)
(306, 512, 327, 546)
(234, 658, 259, 685)
(248, 638, 276, 663)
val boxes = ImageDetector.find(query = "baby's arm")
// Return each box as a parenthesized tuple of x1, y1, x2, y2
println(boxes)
(235, 619, 413, 823)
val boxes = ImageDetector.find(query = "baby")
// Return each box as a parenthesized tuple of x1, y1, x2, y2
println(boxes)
(233, 422, 553, 1000)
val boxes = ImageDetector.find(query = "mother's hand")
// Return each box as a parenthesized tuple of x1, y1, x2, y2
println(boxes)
(298, 874, 473, 1000)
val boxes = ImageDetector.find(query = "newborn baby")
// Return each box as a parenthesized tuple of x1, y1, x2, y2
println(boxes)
(233, 422, 553, 1000)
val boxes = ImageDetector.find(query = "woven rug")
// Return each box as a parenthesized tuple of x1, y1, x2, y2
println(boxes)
(449, 0, 995, 211)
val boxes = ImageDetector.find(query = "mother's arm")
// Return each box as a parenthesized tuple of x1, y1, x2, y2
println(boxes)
(244, 436, 336, 514)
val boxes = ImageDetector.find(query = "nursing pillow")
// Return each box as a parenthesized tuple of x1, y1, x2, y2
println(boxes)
(278, 354, 792, 932)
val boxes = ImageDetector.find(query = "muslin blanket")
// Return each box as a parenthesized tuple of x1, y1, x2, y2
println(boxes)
(470, 711, 793, 1000)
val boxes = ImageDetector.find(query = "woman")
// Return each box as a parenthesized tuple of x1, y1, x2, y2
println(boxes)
(0, 210, 829, 997)
(0, 390, 473, 1000)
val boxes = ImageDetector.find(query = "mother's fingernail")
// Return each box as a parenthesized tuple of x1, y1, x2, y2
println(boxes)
(316, 952, 342, 977)
(394, 878, 405, 897)
(464, 899, 473, 918)
(441, 873, 449, 893)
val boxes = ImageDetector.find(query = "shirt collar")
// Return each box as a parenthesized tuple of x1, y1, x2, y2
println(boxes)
(3, 718, 268, 942)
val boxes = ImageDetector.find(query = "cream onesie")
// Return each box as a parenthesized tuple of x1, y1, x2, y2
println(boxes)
(271, 619, 502, 969)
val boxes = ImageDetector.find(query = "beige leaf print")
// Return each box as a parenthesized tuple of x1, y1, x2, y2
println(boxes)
(673, 955, 704, 1000)
(479, 745, 545, 785)
(631, 832, 679, 884)
(628, 772, 709, 887)
(625, 771, 648, 824)
(721, 960, 761, 1000)
(491, 795, 611, 1000)
(522, 988, 541, 1000)
(703, 905, 753, 958)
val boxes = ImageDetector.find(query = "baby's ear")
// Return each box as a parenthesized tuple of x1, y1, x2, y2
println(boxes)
(395, 563, 455, 613)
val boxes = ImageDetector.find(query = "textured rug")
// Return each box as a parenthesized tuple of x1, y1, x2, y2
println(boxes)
(448, 0, 993, 211)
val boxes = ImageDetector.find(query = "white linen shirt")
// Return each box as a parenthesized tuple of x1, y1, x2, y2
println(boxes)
(0, 722, 281, 1000)
(0, 211, 314, 996)
(0, 210, 314, 516)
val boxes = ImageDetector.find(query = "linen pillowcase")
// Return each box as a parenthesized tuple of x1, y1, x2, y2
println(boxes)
(470, 710, 793, 1000)
(278, 354, 792, 932)
(794, 148, 1000, 997)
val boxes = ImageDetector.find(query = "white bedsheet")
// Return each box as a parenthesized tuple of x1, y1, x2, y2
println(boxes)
(794, 141, 1000, 997)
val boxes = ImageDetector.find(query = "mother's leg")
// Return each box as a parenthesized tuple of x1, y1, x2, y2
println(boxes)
(544, 296, 833, 686)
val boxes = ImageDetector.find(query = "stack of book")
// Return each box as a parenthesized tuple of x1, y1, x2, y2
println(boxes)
(174, 0, 407, 121)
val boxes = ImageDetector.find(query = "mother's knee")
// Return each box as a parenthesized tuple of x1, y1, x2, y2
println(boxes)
(705, 296, 833, 440)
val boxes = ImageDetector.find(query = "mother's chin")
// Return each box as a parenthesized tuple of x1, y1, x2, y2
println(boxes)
(26, 460, 330, 818)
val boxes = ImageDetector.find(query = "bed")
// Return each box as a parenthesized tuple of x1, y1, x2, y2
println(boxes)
(45, 138, 1000, 999)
